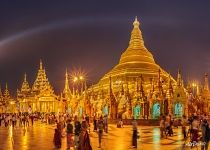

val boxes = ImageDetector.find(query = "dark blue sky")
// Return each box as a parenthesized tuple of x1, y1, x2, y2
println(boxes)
(0, 1, 210, 94)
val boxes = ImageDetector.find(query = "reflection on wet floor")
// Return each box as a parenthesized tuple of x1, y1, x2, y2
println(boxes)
(0, 122, 187, 150)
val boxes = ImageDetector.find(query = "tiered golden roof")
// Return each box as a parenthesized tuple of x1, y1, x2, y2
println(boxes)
(20, 73, 31, 93)
(4, 83, 10, 99)
(32, 60, 54, 95)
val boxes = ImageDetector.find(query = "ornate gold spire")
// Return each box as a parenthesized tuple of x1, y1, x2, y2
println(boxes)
(204, 73, 209, 91)
(4, 83, 10, 99)
(168, 74, 173, 91)
(40, 59, 43, 70)
(177, 69, 182, 87)
(63, 69, 71, 96)
(21, 73, 31, 93)
(129, 16, 144, 49)
(98, 17, 173, 86)
(32, 60, 54, 95)
(166, 74, 173, 99)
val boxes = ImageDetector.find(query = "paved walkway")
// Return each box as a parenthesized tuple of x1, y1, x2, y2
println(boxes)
(0, 122, 202, 150)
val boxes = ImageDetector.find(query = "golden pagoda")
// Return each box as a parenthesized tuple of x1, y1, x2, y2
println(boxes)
(4, 83, 10, 100)
(17, 73, 33, 112)
(3, 83, 17, 113)
(21, 73, 31, 94)
(97, 17, 175, 87)
(17, 60, 59, 113)
(87, 17, 188, 119)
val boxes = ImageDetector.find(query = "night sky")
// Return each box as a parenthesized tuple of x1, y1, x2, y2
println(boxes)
(1, 1, 210, 95)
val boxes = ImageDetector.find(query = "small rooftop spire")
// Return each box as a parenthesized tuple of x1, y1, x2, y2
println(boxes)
(63, 68, 71, 95)
(177, 69, 182, 87)
(24, 73, 27, 82)
(204, 73, 209, 91)
(40, 59, 43, 70)
(133, 16, 140, 28)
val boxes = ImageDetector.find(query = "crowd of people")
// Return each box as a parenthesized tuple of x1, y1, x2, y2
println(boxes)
(0, 113, 35, 128)
(52, 114, 110, 150)
(159, 113, 210, 150)
(3, 112, 210, 149)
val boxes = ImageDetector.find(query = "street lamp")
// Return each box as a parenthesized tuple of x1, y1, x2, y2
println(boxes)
(73, 76, 78, 82)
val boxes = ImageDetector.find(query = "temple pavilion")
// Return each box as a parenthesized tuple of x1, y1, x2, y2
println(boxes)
(17, 60, 60, 113)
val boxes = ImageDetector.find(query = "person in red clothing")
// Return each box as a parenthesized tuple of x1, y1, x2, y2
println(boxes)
(53, 128, 62, 148)
(78, 121, 92, 150)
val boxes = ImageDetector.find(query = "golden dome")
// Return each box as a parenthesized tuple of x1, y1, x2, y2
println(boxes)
(97, 17, 173, 86)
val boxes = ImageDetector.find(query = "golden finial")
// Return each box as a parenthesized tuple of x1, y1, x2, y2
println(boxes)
(40, 59, 43, 70)
(65, 68, 68, 77)
(24, 73, 27, 82)
(133, 16, 140, 28)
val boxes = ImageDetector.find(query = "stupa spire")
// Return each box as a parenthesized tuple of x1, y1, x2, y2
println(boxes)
(204, 73, 209, 91)
(32, 60, 54, 94)
(24, 73, 27, 82)
(40, 59, 43, 70)
(129, 16, 145, 49)
(21, 73, 30, 93)
(63, 69, 71, 94)
(177, 69, 182, 87)
(167, 74, 173, 93)
(4, 82, 10, 99)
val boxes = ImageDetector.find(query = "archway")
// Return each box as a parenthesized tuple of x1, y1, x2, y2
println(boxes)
(174, 102, 183, 118)
(152, 103, 160, 119)
(103, 105, 109, 116)
(133, 105, 141, 119)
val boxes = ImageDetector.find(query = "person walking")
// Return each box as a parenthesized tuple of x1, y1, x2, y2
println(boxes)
(66, 120, 74, 149)
(78, 121, 92, 150)
(93, 116, 97, 132)
(132, 118, 138, 148)
(201, 119, 209, 150)
(30, 115, 34, 126)
(182, 115, 188, 139)
(98, 118, 104, 148)
(53, 128, 62, 149)
(74, 117, 81, 149)
(103, 115, 108, 133)
(160, 116, 165, 138)
(191, 116, 199, 144)
(12, 115, 16, 128)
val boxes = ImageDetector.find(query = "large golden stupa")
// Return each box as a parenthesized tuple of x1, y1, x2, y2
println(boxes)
(86, 17, 182, 119)
(95, 17, 175, 89)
